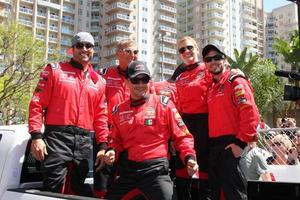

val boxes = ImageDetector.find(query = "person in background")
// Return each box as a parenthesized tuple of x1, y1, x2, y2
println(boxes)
(268, 134, 300, 165)
(28, 32, 109, 195)
(103, 60, 198, 200)
(94, 39, 139, 198)
(240, 142, 272, 181)
(154, 63, 185, 107)
(204, 44, 259, 200)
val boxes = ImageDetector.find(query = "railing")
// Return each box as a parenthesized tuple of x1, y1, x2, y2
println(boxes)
(257, 127, 300, 166)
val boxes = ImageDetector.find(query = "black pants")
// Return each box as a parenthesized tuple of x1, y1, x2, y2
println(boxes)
(93, 138, 115, 193)
(208, 135, 247, 200)
(174, 113, 210, 200)
(107, 158, 175, 200)
(42, 125, 92, 195)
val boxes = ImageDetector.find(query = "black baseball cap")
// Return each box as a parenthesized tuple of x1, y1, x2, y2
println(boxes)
(126, 60, 151, 79)
(202, 44, 226, 58)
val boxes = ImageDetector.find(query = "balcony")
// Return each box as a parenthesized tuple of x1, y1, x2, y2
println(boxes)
(105, 13, 132, 24)
(48, 37, 58, 43)
(62, 16, 74, 24)
(159, 57, 176, 65)
(18, 18, 32, 27)
(103, 48, 117, 58)
(50, 14, 59, 20)
(206, 12, 224, 21)
(48, 48, 55, 54)
(209, 31, 225, 39)
(205, 21, 225, 29)
(159, 15, 176, 23)
(91, 5, 100, 10)
(36, 34, 45, 40)
(63, 6, 75, 13)
(19, 7, 33, 15)
(38, 0, 60, 10)
(160, 68, 174, 76)
(61, 28, 74, 35)
(103, 59, 119, 68)
(158, 36, 176, 44)
(161, 0, 177, 4)
(159, 25, 176, 34)
(103, 36, 129, 46)
(91, 26, 100, 31)
(37, 12, 46, 18)
(105, 0, 129, 3)
(159, 46, 176, 55)
(61, 39, 71, 46)
(106, 2, 133, 14)
(49, 25, 58, 32)
(244, 31, 257, 39)
(105, 25, 132, 35)
(243, 5, 255, 14)
(21, 0, 34, 3)
(36, 23, 46, 29)
(207, 3, 224, 11)
(0, 0, 11, 4)
(159, 4, 176, 14)
(243, 23, 257, 31)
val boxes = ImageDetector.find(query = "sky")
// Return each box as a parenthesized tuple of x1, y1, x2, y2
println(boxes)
(264, 0, 293, 12)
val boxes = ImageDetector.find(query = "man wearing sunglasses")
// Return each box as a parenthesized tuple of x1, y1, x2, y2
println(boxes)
(101, 60, 198, 200)
(203, 44, 259, 200)
(28, 32, 109, 195)
(94, 39, 140, 198)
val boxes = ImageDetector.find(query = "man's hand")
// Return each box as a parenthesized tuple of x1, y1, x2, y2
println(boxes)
(103, 150, 115, 165)
(186, 159, 198, 177)
(31, 139, 48, 161)
(231, 68, 245, 77)
(95, 149, 106, 172)
(225, 143, 243, 158)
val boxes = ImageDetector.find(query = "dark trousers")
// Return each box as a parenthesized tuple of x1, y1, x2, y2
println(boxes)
(42, 125, 92, 195)
(174, 113, 210, 200)
(208, 135, 247, 200)
(93, 138, 115, 193)
(107, 158, 175, 200)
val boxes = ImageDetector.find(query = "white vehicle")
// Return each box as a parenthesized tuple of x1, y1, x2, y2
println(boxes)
(0, 124, 101, 200)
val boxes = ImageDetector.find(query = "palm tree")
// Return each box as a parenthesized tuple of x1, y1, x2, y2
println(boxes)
(227, 47, 260, 76)
(227, 47, 284, 125)
(273, 30, 300, 71)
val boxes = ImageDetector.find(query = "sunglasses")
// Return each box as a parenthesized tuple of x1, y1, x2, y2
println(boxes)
(130, 76, 150, 84)
(271, 142, 283, 147)
(178, 45, 194, 54)
(74, 43, 94, 49)
(203, 54, 225, 63)
(122, 49, 139, 55)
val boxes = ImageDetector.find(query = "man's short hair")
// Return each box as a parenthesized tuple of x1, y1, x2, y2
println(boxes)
(116, 39, 137, 52)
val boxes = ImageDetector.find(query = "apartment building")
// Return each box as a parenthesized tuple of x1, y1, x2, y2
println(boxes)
(99, 0, 177, 81)
(177, 0, 264, 58)
(265, 3, 298, 70)
(0, 0, 92, 60)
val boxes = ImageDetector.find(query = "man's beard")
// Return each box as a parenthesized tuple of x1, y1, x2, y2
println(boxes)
(210, 68, 223, 75)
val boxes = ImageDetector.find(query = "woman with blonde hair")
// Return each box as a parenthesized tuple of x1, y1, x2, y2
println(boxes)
(269, 134, 299, 165)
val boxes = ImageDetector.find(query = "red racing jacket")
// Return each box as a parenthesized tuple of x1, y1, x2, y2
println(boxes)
(110, 94, 196, 163)
(99, 66, 155, 125)
(99, 66, 130, 125)
(154, 80, 178, 107)
(207, 70, 259, 143)
(28, 59, 109, 145)
(175, 62, 213, 114)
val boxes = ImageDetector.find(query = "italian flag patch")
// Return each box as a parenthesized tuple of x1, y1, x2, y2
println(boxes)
(145, 119, 154, 126)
